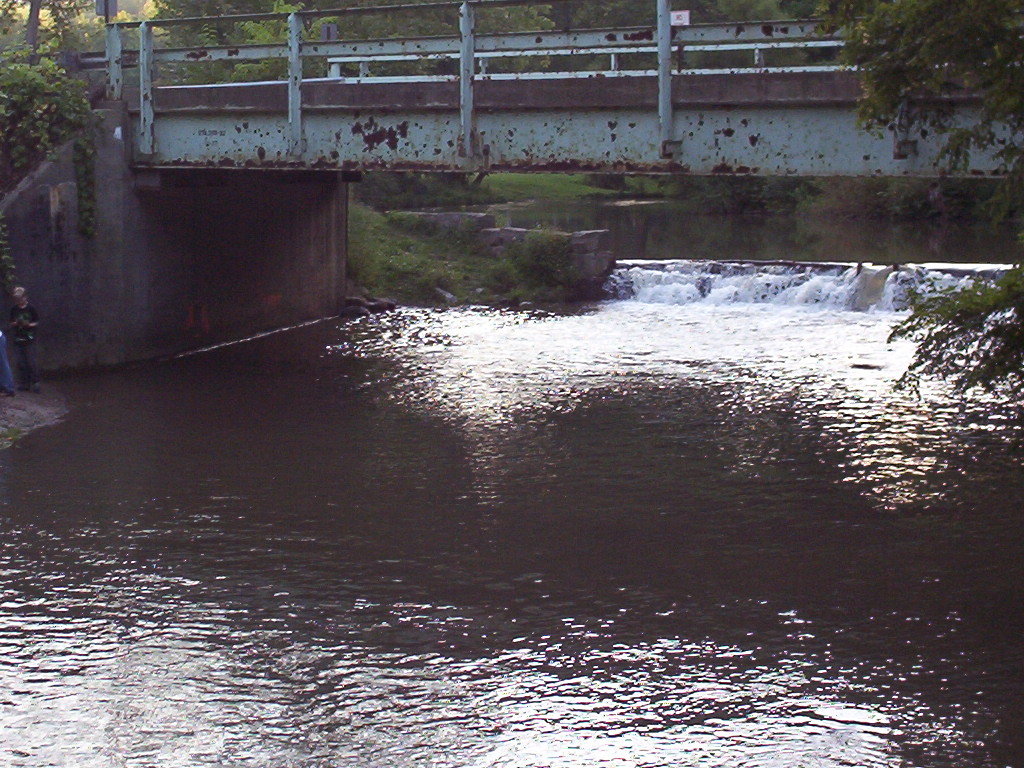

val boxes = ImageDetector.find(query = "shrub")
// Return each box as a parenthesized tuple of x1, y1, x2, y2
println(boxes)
(0, 52, 92, 195)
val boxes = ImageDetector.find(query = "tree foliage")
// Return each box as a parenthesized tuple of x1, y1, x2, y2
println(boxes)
(0, 0, 96, 51)
(891, 266, 1024, 400)
(823, 0, 1024, 401)
(821, 0, 1024, 216)
(0, 51, 92, 195)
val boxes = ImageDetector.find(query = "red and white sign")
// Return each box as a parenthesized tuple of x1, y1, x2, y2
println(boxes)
(670, 10, 691, 26)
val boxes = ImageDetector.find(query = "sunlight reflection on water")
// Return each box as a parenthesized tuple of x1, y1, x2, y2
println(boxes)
(1, 298, 1021, 768)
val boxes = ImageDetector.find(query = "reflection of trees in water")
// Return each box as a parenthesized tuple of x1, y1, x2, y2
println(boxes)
(509, 200, 1022, 264)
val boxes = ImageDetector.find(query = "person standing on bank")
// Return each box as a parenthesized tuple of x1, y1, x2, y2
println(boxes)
(0, 328, 16, 397)
(9, 287, 39, 393)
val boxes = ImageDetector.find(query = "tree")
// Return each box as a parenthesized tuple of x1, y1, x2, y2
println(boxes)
(821, 0, 1024, 214)
(820, 0, 1024, 401)
(0, 51, 92, 195)
(890, 267, 1024, 400)
(0, 0, 99, 52)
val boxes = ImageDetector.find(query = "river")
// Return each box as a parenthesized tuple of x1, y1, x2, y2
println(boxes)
(1, 205, 1022, 768)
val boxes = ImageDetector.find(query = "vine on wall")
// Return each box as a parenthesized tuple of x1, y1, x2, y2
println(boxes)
(73, 133, 96, 238)
(1, 52, 97, 282)
(0, 213, 17, 291)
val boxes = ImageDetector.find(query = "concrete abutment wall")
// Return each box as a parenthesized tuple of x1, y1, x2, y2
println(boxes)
(0, 104, 349, 371)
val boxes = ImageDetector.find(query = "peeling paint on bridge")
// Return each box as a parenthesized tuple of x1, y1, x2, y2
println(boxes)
(98, 1, 1003, 177)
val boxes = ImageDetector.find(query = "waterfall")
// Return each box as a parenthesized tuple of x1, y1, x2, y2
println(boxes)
(605, 260, 1010, 312)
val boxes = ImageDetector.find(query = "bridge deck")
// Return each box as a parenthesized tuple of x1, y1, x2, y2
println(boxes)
(99, 0, 1001, 177)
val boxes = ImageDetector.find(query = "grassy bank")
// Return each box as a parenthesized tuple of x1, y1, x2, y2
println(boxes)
(347, 170, 1017, 307)
(357, 170, 1012, 223)
(355, 172, 617, 210)
(347, 203, 582, 306)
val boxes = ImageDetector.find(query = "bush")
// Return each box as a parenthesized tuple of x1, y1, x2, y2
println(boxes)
(0, 52, 92, 195)
(505, 232, 577, 290)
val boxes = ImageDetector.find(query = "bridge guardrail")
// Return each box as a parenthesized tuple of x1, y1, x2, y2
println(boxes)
(98, 0, 842, 166)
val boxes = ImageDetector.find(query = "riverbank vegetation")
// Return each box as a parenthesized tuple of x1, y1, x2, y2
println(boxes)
(0, 51, 93, 285)
(356, 170, 1011, 225)
(354, 172, 614, 211)
(0, 51, 91, 196)
(348, 203, 583, 306)
(822, 0, 1024, 402)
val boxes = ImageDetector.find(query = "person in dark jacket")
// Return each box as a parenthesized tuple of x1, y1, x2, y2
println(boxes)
(9, 287, 39, 393)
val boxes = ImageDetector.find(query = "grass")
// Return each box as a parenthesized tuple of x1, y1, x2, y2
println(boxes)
(355, 172, 620, 211)
(0, 427, 23, 449)
(478, 173, 617, 202)
(347, 202, 582, 305)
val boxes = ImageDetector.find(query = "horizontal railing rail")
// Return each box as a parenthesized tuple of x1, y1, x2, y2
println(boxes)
(97, 0, 843, 166)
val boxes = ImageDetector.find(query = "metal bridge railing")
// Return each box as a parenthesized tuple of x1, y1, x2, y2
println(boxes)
(99, 0, 842, 164)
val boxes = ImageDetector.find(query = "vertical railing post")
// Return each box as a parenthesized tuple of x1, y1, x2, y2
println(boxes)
(459, 0, 476, 164)
(287, 12, 304, 157)
(656, 0, 676, 158)
(105, 24, 123, 100)
(138, 21, 155, 155)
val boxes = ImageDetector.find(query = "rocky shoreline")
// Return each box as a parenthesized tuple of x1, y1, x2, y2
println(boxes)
(0, 387, 68, 446)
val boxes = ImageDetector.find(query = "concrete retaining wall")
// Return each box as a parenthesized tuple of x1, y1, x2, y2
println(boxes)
(0, 105, 348, 370)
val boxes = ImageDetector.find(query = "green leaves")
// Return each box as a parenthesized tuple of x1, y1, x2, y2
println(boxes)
(821, 0, 1024, 405)
(891, 267, 1024, 398)
(823, 0, 1024, 184)
(0, 213, 16, 292)
(0, 52, 92, 196)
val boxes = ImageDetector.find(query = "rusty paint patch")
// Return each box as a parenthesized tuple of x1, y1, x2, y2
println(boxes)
(711, 163, 735, 174)
(748, 134, 759, 146)
(186, 49, 210, 60)
(257, 146, 266, 160)
(719, 128, 735, 137)
(623, 29, 654, 42)
(761, 24, 775, 37)
(605, 33, 617, 42)
(227, 48, 240, 56)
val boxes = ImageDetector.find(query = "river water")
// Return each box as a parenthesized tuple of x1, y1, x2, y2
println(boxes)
(1, 206, 1023, 768)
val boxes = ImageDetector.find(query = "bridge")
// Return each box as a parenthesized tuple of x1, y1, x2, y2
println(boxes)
(89, 0, 1000, 177)
(6, 0, 1005, 372)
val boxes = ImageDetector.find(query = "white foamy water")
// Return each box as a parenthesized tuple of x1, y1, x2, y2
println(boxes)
(608, 260, 1010, 312)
